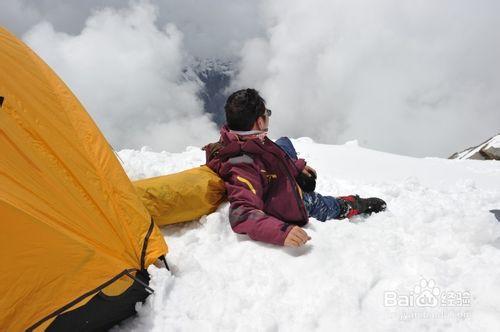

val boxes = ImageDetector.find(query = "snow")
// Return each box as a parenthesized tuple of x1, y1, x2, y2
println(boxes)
(455, 147, 477, 160)
(485, 136, 500, 150)
(115, 139, 500, 331)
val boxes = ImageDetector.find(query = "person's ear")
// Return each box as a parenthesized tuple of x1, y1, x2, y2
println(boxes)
(256, 116, 266, 130)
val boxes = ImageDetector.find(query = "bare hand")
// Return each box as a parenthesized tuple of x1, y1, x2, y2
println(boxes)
(302, 165, 317, 178)
(284, 226, 311, 247)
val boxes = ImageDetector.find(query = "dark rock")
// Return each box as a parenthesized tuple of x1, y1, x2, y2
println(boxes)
(194, 59, 233, 126)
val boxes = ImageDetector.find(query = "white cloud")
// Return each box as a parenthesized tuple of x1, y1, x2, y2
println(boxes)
(232, 0, 500, 157)
(6, 0, 500, 156)
(24, 1, 218, 151)
(3, 0, 266, 61)
(154, 0, 265, 60)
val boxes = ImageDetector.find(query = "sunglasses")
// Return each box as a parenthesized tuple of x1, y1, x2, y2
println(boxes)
(264, 108, 272, 117)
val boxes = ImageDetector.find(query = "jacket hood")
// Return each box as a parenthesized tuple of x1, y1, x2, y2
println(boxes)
(217, 125, 269, 159)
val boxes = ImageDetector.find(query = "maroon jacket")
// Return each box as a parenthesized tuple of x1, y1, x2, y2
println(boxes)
(205, 126, 309, 246)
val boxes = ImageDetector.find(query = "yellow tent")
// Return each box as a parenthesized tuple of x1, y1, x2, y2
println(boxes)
(0, 27, 168, 331)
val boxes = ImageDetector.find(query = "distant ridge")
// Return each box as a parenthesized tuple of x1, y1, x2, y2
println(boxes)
(449, 134, 500, 160)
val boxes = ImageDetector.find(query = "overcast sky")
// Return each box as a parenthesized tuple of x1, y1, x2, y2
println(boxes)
(2, 0, 499, 157)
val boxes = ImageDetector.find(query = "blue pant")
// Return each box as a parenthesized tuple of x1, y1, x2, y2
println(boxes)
(275, 137, 341, 221)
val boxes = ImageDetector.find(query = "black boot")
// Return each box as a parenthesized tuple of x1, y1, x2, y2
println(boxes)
(337, 195, 387, 219)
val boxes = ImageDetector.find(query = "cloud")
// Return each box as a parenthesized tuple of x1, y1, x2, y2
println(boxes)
(23, 1, 218, 151)
(6, 0, 500, 156)
(2, 0, 265, 61)
(154, 0, 265, 60)
(0, 0, 42, 34)
(1, 0, 123, 36)
(232, 0, 500, 157)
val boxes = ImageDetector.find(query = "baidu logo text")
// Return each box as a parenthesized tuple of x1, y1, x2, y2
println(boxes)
(384, 278, 471, 308)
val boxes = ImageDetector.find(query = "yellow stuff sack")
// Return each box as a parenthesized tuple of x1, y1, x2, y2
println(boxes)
(133, 165, 227, 226)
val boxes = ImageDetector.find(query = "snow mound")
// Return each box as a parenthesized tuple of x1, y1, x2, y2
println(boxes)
(116, 139, 500, 331)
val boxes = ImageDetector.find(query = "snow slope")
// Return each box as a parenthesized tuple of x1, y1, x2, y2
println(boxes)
(116, 138, 500, 332)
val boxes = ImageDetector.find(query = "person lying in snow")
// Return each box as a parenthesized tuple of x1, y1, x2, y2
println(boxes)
(204, 89, 386, 247)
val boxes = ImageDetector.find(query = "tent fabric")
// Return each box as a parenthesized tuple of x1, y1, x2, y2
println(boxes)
(134, 165, 227, 226)
(0, 27, 168, 331)
(47, 270, 152, 331)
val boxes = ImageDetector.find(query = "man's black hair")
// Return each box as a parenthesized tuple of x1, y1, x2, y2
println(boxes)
(225, 88, 266, 131)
